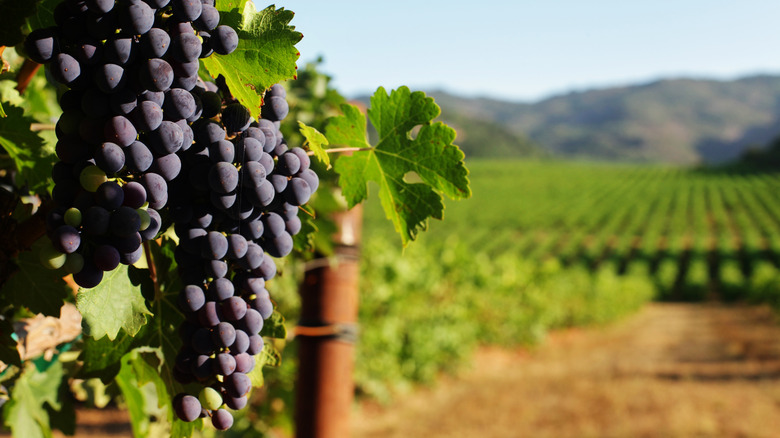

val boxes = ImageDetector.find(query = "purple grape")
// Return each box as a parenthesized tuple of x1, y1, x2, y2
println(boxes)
(173, 394, 201, 422)
(211, 322, 236, 348)
(52, 225, 81, 254)
(224, 372, 250, 398)
(233, 352, 254, 374)
(180, 285, 206, 312)
(197, 301, 222, 327)
(211, 409, 233, 431)
(213, 352, 236, 376)
(211, 25, 238, 55)
(221, 297, 247, 321)
(94, 244, 120, 271)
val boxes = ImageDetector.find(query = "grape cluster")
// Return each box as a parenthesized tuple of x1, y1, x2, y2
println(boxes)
(28, 0, 237, 289)
(170, 84, 318, 429)
(28, 0, 316, 431)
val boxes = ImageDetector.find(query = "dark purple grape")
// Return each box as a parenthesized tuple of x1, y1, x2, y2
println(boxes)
(104, 116, 137, 147)
(209, 140, 235, 163)
(213, 352, 236, 376)
(205, 259, 228, 278)
(121, 1, 155, 35)
(221, 297, 247, 321)
(201, 231, 228, 260)
(231, 330, 249, 354)
(225, 394, 247, 410)
(194, 4, 219, 31)
(173, 394, 201, 422)
(224, 372, 250, 398)
(176, 119, 195, 151)
(150, 153, 182, 181)
(225, 234, 247, 260)
(170, 59, 199, 77)
(247, 334, 264, 355)
(132, 101, 163, 132)
(235, 137, 263, 162)
(95, 142, 126, 174)
(286, 216, 302, 235)
(266, 232, 293, 258)
(290, 147, 311, 171)
(299, 168, 319, 193)
(94, 244, 120, 271)
(233, 352, 254, 373)
(144, 0, 170, 8)
(139, 58, 174, 91)
(256, 120, 277, 152)
(86, 0, 114, 14)
(110, 206, 142, 237)
(237, 243, 264, 270)
(86, 8, 118, 40)
(251, 295, 274, 320)
(140, 28, 171, 58)
(208, 162, 239, 194)
(180, 285, 206, 312)
(125, 141, 154, 172)
(199, 91, 221, 119)
(110, 89, 138, 115)
(284, 177, 312, 206)
(51, 54, 81, 86)
(197, 301, 222, 327)
(211, 25, 238, 55)
(73, 261, 104, 288)
(269, 174, 287, 193)
(56, 138, 89, 163)
(52, 225, 81, 254)
(24, 27, 58, 64)
(211, 409, 233, 431)
(221, 104, 251, 134)
(253, 255, 276, 281)
(191, 354, 213, 380)
(163, 88, 197, 120)
(83, 206, 110, 236)
(208, 277, 234, 301)
(172, 0, 203, 21)
(141, 90, 165, 106)
(262, 212, 285, 237)
(261, 95, 289, 121)
(104, 36, 136, 66)
(123, 182, 147, 209)
(95, 63, 127, 94)
(239, 309, 262, 334)
(140, 172, 168, 209)
(95, 181, 125, 210)
(148, 121, 184, 154)
(120, 246, 144, 265)
(211, 322, 236, 348)
(170, 32, 202, 63)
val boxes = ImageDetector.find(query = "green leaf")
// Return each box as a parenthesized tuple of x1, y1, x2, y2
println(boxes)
(298, 121, 330, 168)
(0, 103, 6, 118)
(330, 87, 471, 245)
(202, 3, 302, 119)
(1, 238, 72, 317)
(26, 0, 59, 31)
(0, 104, 56, 194)
(259, 310, 287, 339)
(3, 360, 64, 438)
(115, 348, 199, 438)
(77, 264, 151, 341)
(78, 329, 140, 382)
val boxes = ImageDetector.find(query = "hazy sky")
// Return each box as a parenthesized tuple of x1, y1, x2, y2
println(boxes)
(267, 1, 780, 102)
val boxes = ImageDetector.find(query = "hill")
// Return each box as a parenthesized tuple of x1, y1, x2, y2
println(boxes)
(428, 75, 780, 164)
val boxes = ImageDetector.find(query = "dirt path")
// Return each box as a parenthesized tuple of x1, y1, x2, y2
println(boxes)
(351, 303, 780, 438)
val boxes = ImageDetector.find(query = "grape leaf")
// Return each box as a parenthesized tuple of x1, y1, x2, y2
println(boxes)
(78, 329, 141, 382)
(330, 87, 471, 245)
(2, 360, 64, 438)
(0, 104, 56, 194)
(299, 121, 330, 168)
(25, 0, 59, 31)
(202, 2, 302, 119)
(0, 238, 72, 317)
(260, 310, 287, 339)
(76, 264, 151, 341)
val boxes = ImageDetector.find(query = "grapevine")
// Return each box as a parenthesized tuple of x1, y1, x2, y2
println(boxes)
(0, 0, 470, 436)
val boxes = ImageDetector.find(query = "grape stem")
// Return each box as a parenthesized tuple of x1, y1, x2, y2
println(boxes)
(143, 241, 162, 301)
(15, 59, 41, 95)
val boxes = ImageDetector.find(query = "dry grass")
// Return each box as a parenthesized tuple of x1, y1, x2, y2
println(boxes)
(352, 303, 780, 438)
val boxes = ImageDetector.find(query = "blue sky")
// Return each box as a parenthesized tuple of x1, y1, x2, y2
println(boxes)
(268, 1, 780, 102)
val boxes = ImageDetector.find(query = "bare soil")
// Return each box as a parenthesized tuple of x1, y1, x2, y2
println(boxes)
(351, 303, 780, 438)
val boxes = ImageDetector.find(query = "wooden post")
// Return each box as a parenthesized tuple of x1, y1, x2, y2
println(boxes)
(295, 205, 363, 438)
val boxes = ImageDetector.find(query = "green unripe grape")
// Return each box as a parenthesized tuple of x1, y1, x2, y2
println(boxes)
(39, 242, 67, 269)
(79, 165, 108, 192)
(137, 208, 151, 231)
(199, 387, 223, 411)
(64, 207, 82, 227)
(62, 252, 84, 274)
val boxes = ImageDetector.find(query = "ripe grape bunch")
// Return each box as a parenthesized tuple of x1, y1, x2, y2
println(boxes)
(28, 0, 238, 287)
(168, 82, 317, 430)
(24, 0, 320, 431)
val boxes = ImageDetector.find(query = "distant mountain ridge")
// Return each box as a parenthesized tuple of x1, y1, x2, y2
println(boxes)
(425, 75, 780, 164)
